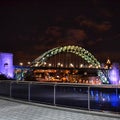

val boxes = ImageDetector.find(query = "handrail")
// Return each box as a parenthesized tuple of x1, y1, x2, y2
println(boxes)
(0, 80, 120, 113)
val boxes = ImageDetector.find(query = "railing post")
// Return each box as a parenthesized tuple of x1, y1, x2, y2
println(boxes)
(10, 81, 12, 98)
(28, 82, 31, 102)
(54, 84, 56, 105)
(88, 86, 90, 110)
(115, 85, 118, 112)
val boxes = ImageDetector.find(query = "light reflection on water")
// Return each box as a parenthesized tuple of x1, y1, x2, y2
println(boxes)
(90, 89, 120, 110)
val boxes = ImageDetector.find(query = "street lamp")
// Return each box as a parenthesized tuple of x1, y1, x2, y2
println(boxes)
(19, 62, 23, 66)
(27, 61, 31, 65)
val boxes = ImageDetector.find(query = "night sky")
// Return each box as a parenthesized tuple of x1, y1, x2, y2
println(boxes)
(0, 0, 120, 65)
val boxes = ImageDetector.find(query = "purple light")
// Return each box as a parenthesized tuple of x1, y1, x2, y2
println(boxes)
(0, 52, 14, 78)
(109, 66, 120, 85)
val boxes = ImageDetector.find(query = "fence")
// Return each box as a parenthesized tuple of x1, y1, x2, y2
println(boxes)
(0, 80, 120, 113)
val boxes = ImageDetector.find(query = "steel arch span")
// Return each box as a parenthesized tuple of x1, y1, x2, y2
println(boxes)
(30, 45, 100, 67)
(29, 45, 109, 84)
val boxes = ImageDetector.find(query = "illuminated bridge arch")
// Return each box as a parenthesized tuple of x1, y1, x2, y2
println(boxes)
(31, 45, 100, 68)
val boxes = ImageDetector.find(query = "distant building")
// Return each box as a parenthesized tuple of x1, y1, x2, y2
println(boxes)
(106, 58, 112, 69)
(0, 52, 14, 78)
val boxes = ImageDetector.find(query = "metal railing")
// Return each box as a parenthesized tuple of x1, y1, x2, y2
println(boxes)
(0, 80, 120, 113)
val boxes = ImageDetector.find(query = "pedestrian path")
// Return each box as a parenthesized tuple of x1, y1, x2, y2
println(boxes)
(0, 97, 119, 120)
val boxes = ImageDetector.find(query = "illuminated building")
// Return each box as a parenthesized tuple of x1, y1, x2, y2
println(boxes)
(109, 63, 120, 84)
(106, 58, 112, 69)
(0, 52, 14, 78)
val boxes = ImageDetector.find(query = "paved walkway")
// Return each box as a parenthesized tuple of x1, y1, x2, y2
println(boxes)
(0, 97, 120, 120)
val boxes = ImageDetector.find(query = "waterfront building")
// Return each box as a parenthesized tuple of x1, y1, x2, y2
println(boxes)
(0, 52, 14, 78)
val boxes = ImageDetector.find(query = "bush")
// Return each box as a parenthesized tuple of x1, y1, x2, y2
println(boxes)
(0, 74, 8, 80)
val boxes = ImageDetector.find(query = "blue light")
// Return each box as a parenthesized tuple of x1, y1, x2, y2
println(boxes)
(0, 52, 14, 78)
(109, 66, 120, 85)
(110, 93, 119, 107)
(91, 90, 120, 108)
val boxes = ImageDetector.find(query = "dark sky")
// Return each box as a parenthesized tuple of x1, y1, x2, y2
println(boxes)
(0, 0, 120, 65)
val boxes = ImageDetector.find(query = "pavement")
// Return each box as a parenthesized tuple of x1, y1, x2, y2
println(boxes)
(0, 97, 120, 120)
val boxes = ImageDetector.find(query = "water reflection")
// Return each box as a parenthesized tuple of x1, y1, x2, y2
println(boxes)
(90, 88, 120, 111)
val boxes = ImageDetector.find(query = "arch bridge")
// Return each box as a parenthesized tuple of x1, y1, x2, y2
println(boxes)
(29, 45, 108, 84)
(31, 45, 100, 68)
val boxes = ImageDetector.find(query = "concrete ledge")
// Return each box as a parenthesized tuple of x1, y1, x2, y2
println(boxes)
(0, 96, 120, 118)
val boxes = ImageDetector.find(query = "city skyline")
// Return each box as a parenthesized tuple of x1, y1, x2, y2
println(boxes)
(0, 0, 120, 65)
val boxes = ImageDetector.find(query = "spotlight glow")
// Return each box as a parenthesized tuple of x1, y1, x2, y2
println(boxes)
(109, 66, 119, 85)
